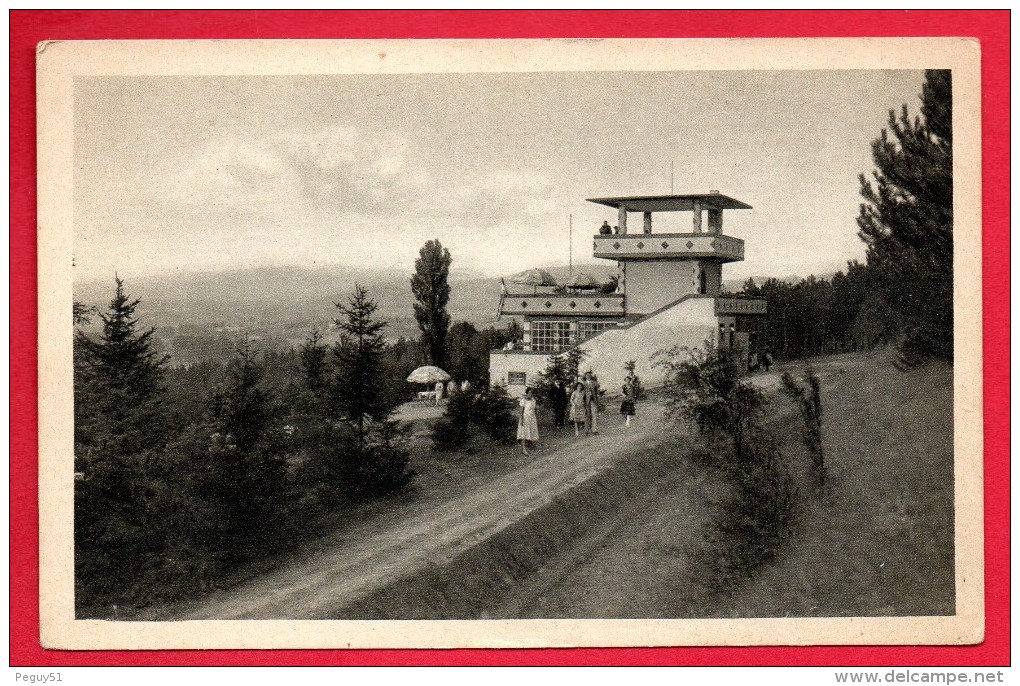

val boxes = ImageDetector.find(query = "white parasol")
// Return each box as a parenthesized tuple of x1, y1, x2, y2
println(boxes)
(510, 268, 558, 294)
(406, 366, 452, 384)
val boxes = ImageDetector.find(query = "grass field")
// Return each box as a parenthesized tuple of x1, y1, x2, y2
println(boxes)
(697, 349, 955, 617)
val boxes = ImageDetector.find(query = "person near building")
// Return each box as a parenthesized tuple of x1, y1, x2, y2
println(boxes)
(568, 382, 587, 437)
(548, 379, 568, 429)
(517, 387, 540, 455)
(582, 371, 601, 435)
(620, 381, 637, 427)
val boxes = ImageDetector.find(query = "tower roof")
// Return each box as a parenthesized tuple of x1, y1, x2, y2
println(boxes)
(586, 193, 751, 212)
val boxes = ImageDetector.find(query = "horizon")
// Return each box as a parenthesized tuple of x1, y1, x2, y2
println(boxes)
(74, 70, 923, 285)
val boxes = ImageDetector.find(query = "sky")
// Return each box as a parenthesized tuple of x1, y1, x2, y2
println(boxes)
(73, 69, 926, 284)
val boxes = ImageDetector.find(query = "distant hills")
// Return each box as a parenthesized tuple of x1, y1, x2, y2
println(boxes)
(74, 263, 837, 365)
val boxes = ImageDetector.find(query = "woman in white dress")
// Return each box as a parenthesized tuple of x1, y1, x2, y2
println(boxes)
(517, 387, 540, 455)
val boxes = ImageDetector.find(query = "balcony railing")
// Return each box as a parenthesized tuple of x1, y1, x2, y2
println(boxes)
(715, 297, 767, 316)
(593, 232, 744, 262)
(498, 292, 625, 317)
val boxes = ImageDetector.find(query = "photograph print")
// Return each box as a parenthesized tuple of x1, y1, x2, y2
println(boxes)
(38, 38, 983, 649)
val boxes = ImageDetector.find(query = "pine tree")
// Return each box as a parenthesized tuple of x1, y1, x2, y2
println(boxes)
(75, 277, 168, 456)
(299, 328, 329, 393)
(333, 284, 393, 439)
(410, 239, 452, 367)
(212, 336, 272, 454)
(73, 278, 168, 606)
(857, 69, 953, 362)
(203, 336, 287, 558)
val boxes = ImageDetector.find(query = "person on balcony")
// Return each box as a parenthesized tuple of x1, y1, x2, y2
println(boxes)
(599, 220, 612, 235)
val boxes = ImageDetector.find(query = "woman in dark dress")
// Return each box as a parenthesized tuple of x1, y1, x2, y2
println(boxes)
(548, 380, 568, 429)
(620, 382, 636, 427)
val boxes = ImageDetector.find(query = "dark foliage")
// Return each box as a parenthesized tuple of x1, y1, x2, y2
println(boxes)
(431, 385, 518, 451)
(74, 280, 416, 613)
(410, 239, 452, 367)
(781, 370, 826, 492)
(75, 277, 170, 457)
(332, 285, 396, 438)
(658, 343, 799, 590)
(857, 69, 953, 363)
(656, 343, 767, 458)
(739, 262, 897, 361)
(704, 432, 801, 590)
(299, 328, 330, 392)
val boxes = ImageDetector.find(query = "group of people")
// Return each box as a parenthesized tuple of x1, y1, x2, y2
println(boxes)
(428, 378, 471, 405)
(747, 347, 774, 373)
(516, 370, 639, 455)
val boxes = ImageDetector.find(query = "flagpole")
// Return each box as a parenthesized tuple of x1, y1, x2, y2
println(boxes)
(569, 213, 573, 277)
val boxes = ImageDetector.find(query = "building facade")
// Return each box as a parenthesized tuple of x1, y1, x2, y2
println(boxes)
(490, 193, 766, 396)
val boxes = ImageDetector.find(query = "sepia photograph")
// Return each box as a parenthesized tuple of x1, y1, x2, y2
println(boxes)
(35, 37, 983, 650)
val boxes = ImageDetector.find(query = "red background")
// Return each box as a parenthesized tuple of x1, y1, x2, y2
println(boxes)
(9, 10, 1009, 667)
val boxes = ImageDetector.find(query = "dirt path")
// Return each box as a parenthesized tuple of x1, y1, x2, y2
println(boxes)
(172, 405, 668, 620)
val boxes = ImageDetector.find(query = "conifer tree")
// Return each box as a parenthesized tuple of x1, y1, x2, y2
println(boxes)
(299, 328, 329, 393)
(73, 278, 168, 605)
(857, 69, 953, 361)
(333, 284, 393, 439)
(212, 336, 272, 454)
(75, 277, 168, 456)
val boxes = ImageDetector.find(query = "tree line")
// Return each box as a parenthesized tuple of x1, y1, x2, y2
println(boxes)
(739, 70, 952, 366)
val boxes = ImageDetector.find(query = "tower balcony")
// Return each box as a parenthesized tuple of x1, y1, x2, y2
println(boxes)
(498, 292, 625, 317)
(593, 233, 744, 262)
(715, 297, 767, 316)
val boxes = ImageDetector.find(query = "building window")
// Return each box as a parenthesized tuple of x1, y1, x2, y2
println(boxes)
(507, 371, 527, 386)
(578, 320, 617, 340)
(530, 320, 574, 352)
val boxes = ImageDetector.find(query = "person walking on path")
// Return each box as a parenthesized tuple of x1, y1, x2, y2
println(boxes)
(582, 371, 601, 435)
(620, 382, 637, 427)
(548, 380, 568, 429)
(517, 387, 540, 455)
(568, 382, 587, 437)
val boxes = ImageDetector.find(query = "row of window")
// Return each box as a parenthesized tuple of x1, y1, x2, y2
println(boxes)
(529, 319, 618, 352)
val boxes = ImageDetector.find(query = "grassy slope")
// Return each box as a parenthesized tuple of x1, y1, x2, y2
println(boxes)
(706, 350, 955, 617)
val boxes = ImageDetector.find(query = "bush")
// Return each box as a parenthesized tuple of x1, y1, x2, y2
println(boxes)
(431, 417, 471, 452)
(655, 342, 767, 457)
(431, 385, 518, 451)
(705, 432, 800, 590)
(293, 417, 413, 503)
(657, 342, 800, 591)
(470, 385, 518, 443)
(781, 370, 826, 491)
